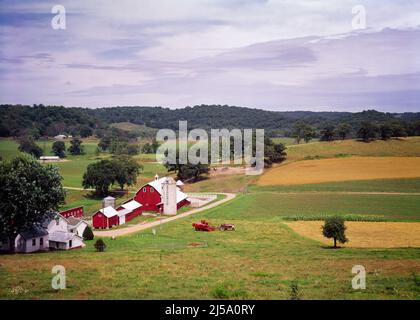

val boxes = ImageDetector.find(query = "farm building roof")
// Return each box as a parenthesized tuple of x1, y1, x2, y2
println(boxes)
(49, 231, 75, 243)
(121, 200, 142, 211)
(19, 227, 48, 240)
(147, 177, 188, 204)
(99, 206, 119, 218)
(117, 208, 131, 217)
(66, 216, 86, 227)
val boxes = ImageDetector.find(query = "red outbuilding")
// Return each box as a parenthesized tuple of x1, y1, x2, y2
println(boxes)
(60, 206, 84, 219)
(92, 206, 119, 229)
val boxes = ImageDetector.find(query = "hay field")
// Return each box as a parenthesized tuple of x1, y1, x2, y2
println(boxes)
(258, 157, 420, 186)
(286, 137, 420, 161)
(284, 221, 420, 248)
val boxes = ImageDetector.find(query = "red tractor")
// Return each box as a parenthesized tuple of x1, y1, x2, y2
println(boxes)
(192, 220, 216, 232)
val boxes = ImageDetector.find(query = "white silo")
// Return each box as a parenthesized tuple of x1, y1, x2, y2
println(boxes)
(162, 177, 177, 215)
(103, 196, 116, 208)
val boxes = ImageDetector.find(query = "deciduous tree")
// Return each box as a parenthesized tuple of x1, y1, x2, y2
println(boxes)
(0, 155, 65, 252)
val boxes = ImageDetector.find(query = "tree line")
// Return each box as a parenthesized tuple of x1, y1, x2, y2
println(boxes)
(1, 104, 420, 139)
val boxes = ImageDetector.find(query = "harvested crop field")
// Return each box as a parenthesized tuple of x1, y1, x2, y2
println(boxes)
(284, 221, 420, 248)
(258, 157, 420, 186)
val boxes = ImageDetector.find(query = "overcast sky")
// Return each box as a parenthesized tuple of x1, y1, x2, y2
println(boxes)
(0, 0, 419, 111)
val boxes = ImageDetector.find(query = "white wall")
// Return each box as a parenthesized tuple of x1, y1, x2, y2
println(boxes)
(15, 235, 48, 253)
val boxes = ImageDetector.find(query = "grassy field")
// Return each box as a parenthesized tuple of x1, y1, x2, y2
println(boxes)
(286, 137, 420, 162)
(284, 221, 420, 248)
(1, 137, 420, 299)
(0, 196, 419, 299)
(250, 178, 420, 193)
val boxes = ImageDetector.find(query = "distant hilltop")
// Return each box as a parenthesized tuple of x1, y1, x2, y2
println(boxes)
(1, 104, 419, 138)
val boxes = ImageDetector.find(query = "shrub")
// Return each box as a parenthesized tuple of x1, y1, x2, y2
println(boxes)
(289, 281, 301, 300)
(82, 225, 94, 240)
(94, 239, 106, 252)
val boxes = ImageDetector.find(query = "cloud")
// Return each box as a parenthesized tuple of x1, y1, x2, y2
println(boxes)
(0, 0, 419, 111)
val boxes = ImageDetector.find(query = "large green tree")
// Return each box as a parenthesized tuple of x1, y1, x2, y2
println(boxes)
(18, 136, 43, 158)
(335, 123, 352, 140)
(357, 121, 378, 142)
(82, 159, 117, 195)
(68, 138, 84, 155)
(52, 141, 66, 157)
(82, 157, 142, 194)
(322, 216, 348, 248)
(0, 155, 66, 252)
(113, 156, 142, 190)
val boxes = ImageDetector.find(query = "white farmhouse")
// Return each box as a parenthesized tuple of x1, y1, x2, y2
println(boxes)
(46, 214, 85, 250)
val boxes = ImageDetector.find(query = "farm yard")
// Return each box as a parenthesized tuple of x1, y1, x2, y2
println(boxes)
(0, 137, 419, 299)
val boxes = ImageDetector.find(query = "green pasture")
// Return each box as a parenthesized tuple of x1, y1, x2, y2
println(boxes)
(0, 193, 419, 299)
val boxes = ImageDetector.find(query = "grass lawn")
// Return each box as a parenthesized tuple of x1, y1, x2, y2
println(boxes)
(250, 178, 420, 193)
(0, 196, 419, 299)
(213, 193, 420, 222)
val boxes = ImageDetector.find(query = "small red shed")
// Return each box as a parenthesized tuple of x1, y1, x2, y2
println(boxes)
(92, 206, 119, 229)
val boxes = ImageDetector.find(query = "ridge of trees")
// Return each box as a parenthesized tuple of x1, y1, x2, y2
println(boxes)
(1, 104, 420, 139)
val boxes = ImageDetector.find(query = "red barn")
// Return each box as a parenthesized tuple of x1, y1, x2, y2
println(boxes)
(60, 206, 84, 219)
(116, 200, 142, 224)
(92, 206, 119, 229)
(134, 175, 190, 213)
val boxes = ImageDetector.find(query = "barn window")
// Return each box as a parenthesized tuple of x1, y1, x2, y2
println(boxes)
(143, 187, 147, 192)
(150, 187, 154, 192)
(40, 238, 43, 246)
(69, 240, 72, 248)
(32, 239, 36, 246)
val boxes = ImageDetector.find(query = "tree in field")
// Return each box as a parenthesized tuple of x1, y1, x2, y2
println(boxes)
(68, 138, 84, 155)
(357, 121, 378, 142)
(52, 141, 66, 157)
(142, 139, 160, 154)
(336, 123, 352, 140)
(0, 155, 66, 252)
(292, 122, 311, 144)
(112, 156, 142, 190)
(82, 157, 142, 194)
(320, 125, 336, 141)
(79, 126, 92, 138)
(379, 123, 393, 140)
(82, 159, 117, 195)
(303, 125, 316, 143)
(390, 122, 407, 138)
(175, 162, 210, 182)
(18, 136, 43, 158)
(82, 225, 94, 240)
(126, 144, 139, 155)
(98, 136, 112, 151)
(322, 216, 348, 248)
(264, 137, 287, 167)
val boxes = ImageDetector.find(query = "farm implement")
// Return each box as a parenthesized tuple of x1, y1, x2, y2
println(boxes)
(192, 220, 235, 232)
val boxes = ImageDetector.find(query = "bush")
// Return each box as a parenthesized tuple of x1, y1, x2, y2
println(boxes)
(82, 225, 94, 240)
(289, 281, 301, 300)
(94, 239, 106, 252)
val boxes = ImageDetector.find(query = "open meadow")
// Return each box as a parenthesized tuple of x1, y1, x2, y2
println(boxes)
(0, 137, 419, 299)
